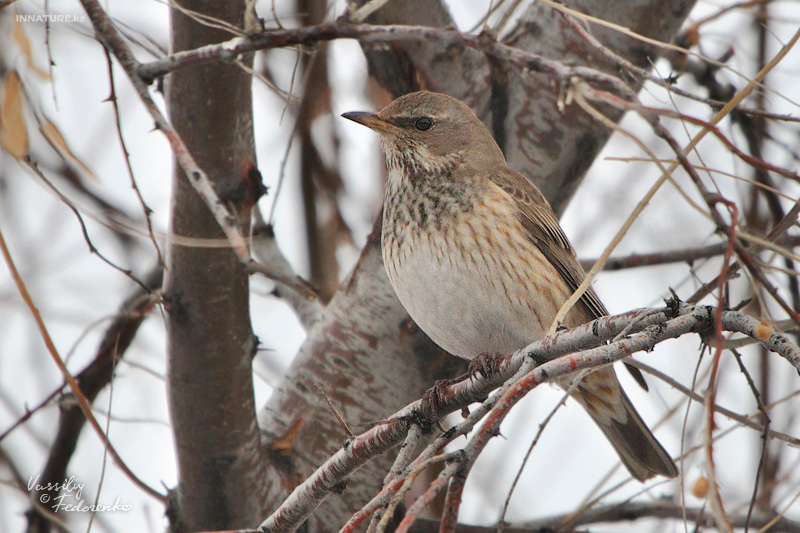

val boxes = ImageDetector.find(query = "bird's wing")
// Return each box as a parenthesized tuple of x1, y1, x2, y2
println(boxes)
(488, 168, 650, 390)
(487, 167, 609, 320)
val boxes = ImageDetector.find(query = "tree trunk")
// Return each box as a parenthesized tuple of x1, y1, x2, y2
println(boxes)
(165, 2, 267, 530)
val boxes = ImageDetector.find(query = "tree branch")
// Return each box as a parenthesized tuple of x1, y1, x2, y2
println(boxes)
(515, 500, 800, 532)
(579, 235, 800, 271)
(259, 301, 800, 532)
(79, 0, 313, 297)
(137, 21, 632, 96)
(251, 218, 323, 330)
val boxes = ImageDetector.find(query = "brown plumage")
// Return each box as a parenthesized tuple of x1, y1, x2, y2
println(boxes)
(343, 91, 677, 481)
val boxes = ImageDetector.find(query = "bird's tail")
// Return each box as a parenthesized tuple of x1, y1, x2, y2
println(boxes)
(572, 367, 678, 481)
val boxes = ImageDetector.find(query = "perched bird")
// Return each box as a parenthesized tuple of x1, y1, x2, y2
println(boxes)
(342, 91, 677, 481)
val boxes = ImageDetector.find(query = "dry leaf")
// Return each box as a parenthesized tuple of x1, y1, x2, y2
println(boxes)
(12, 18, 51, 80)
(0, 71, 29, 160)
(40, 118, 96, 181)
(269, 418, 304, 457)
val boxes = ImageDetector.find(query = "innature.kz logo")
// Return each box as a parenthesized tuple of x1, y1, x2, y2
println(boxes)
(16, 14, 87, 23)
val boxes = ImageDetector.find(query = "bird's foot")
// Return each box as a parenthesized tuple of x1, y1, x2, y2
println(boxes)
(468, 352, 505, 380)
(414, 379, 456, 433)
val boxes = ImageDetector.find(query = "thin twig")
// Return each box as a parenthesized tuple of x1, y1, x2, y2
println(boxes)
(314, 383, 354, 439)
(630, 359, 800, 446)
(517, 499, 800, 531)
(498, 387, 571, 531)
(0, 224, 165, 501)
(579, 235, 800, 272)
(22, 157, 151, 291)
(79, 0, 316, 299)
(102, 48, 163, 266)
(732, 348, 771, 531)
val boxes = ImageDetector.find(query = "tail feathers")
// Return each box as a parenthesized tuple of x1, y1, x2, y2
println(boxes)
(574, 367, 678, 481)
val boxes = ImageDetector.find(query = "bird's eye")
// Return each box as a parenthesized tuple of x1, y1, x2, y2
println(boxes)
(414, 117, 433, 131)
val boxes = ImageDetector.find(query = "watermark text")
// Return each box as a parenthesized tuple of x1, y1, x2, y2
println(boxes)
(16, 14, 87, 23)
(28, 475, 131, 513)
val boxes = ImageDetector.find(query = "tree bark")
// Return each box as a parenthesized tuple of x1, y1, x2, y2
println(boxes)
(165, 2, 267, 530)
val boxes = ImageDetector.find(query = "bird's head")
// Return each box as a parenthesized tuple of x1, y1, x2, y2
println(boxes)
(342, 91, 504, 177)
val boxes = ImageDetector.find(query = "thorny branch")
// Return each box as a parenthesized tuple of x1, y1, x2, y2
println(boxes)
(78, 0, 316, 300)
(259, 301, 800, 533)
(102, 48, 163, 266)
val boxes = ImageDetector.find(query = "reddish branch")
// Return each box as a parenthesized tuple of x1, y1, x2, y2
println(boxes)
(395, 459, 460, 533)
(23, 268, 164, 532)
(705, 195, 739, 531)
(258, 301, 800, 532)
(580, 234, 800, 271)
(439, 470, 466, 533)
(514, 499, 800, 532)
(573, 77, 800, 322)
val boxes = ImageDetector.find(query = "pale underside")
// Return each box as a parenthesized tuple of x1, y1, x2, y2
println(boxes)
(383, 178, 581, 360)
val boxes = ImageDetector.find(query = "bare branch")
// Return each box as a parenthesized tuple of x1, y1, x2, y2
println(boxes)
(78, 0, 314, 298)
(516, 499, 800, 532)
(259, 301, 800, 532)
(251, 219, 323, 330)
(579, 235, 800, 272)
(0, 227, 165, 503)
(138, 21, 631, 97)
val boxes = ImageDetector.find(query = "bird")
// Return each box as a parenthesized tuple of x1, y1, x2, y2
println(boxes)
(342, 91, 678, 481)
